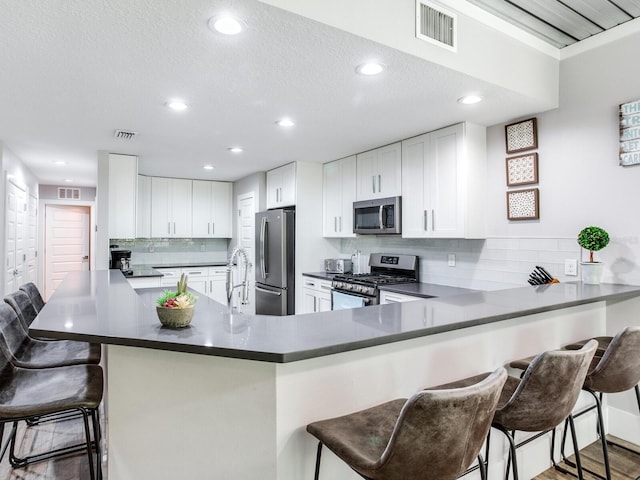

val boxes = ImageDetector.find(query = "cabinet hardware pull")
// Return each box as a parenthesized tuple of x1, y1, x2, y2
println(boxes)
(334, 216, 337, 232)
(424, 210, 428, 231)
(168, 222, 171, 234)
(432, 209, 435, 231)
(378, 174, 381, 193)
(211, 222, 215, 234)
(173, 222, 176, 234)
(339, 216, 342, 232)
(372, 175, 375, 193)
(208, 223, 210, 235)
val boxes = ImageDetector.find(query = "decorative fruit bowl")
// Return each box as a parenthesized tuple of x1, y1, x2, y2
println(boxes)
(156, 274, 198, 328)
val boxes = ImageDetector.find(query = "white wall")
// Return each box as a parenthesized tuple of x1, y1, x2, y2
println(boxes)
(486, 28, 640, 286)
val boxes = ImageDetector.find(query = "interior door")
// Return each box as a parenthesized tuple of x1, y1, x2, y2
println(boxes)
(4, 181, 27, 296)
(26, 193, 38, 283)
(237, 192, 256, 313)
(44, 204, 91, 300)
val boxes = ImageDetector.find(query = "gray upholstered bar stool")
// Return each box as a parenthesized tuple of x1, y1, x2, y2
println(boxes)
(306, 367, 507, 480)
(19, 282, 45, 314)
(513, 327, 640, 480)
(5, 290, 41, 331)
(441, 341, 597, 480)
(0, 303, 101, 368)
(0, 344, 103, 479)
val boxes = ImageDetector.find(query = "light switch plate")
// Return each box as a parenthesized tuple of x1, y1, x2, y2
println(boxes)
(448, 254, 456, 267)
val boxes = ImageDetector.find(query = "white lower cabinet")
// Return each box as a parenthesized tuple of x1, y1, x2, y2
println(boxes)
(156, 267, 183, 287)
(126, 276, 161, 289)
(302, 276, 333, 313)
(379, 291, 421, 304)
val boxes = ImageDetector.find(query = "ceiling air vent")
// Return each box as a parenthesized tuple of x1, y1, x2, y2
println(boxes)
(416, 1, 456, 51)
(58, 187, 81, 200)
(114, 129, 137, 140)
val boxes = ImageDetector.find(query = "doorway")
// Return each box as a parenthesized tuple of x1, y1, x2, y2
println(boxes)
(4, 181, 27, 296)
(236, 192, 256, 313)
(44, 204, 91, 300)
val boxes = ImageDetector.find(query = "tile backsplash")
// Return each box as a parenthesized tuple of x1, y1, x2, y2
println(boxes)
(110, 238, 229, 266)
(339, 237, 582, 291)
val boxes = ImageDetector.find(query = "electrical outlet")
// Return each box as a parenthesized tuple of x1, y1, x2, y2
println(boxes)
(447, 253, 456, 267)
(565, 259, 578, 276)
(200, 244, 206, 252)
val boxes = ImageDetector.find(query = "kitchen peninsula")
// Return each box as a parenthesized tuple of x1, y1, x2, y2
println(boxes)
(30, 270, 640, 480)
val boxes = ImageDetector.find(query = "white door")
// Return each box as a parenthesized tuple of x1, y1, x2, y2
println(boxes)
(4, 181, 27, 296)
(44, 204, 91, 300)
(236, 192, 256, 313)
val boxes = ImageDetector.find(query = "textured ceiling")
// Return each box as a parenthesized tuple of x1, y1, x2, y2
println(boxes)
(467, 0, 640, 48)
(0, 1, 590, 186)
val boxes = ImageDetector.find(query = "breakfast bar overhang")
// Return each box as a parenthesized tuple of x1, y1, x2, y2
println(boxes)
(30, 271, 640, 480)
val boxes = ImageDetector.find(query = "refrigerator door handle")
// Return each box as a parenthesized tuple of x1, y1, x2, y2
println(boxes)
(260, 216, 268, 279)
(255, 285, 282, 296)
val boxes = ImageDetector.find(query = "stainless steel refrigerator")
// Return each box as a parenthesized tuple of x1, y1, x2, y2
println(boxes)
(255, 208, 295, 315)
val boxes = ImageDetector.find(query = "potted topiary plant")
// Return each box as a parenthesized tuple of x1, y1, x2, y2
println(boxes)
(577, 226, 610, 285)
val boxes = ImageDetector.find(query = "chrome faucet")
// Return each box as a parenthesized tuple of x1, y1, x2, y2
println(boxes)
(226, 246, 251, 310)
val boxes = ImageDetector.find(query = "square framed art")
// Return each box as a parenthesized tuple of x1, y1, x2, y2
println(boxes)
(505, 118, 538, 153)
(507, 188, 539, 220)
(506, 153, 538, 186)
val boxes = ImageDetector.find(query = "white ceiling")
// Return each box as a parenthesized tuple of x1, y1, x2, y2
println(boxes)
(0, 0, 564, 186)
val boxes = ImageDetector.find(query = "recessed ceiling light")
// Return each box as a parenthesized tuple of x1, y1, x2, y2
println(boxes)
(203, 165, 215, 170)
(64, 178, 73, 183)
(228, 147, 244, 153)
(166, 100, 188, 111)
(54, 160, 67, 166)
(208, 15, 243, 35)
(355, 62, 385, 76)
(457, 95, 483, 105)
(276, 119, 295, 127)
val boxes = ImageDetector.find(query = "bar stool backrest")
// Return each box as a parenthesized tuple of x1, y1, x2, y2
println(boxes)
(494, 340, 597, 432)
(374, 367, 507, 480)
(19, 283, 45, 314)
(4, 290, 38, 330)
(584, 326, 640, 393)
(0, 303, 29, 362)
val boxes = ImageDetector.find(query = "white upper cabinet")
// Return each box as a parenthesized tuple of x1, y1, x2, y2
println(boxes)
(323, 156, 356, 238)
(266, 162, 296, 209)
(401, 123, 486, 239)
(108, 154, 137, 238)
(150, 177, 193, 237)
(192, 180, 233, 238)
(356, 142, 401, 200)
(136, 175, 151, 238)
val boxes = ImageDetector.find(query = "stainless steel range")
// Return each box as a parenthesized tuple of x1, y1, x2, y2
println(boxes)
(331, 253, 418, 309)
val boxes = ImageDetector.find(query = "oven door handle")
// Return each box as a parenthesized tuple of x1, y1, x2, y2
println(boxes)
(379, 205, 384, 229)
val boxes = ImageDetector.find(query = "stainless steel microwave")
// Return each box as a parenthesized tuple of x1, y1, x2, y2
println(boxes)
(353, 196, 401, 235)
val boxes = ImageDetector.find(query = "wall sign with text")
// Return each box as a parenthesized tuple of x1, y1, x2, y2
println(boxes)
(620, 99, 640, 166)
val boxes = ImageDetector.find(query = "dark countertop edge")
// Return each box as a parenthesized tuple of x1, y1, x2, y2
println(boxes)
(301, 272, 337, 280)
(377, 283, 478, 297)
(141, 262, 228, 269)
(31, 288, 640, 364)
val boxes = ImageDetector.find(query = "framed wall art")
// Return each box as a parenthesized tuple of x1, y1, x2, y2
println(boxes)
(505, 117, 538, 153)
(507, 188, 539, 220)
(506, 153, 538, 186)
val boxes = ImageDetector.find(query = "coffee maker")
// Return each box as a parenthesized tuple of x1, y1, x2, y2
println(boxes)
(110, 248, 132, 273)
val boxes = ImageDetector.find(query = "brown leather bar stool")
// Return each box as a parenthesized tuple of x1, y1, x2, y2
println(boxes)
(449, 341, 597, 480)
(540, 327, 640, 480)
(306, 367, 507, 480)
(0, 344, 104, 479)
(18, 282, 45, 314)
(0, 303, 101, 368)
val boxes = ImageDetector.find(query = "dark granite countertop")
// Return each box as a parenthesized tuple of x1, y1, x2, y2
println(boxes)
(142, 262, 228, 269)
(30, 270, 640, 364)
(122, 267, 163, 278)
(302, 272, 337, 281)
(378, 283, 478, 298)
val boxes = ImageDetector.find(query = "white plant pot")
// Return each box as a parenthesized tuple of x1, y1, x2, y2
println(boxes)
(580, 262, 604, 285)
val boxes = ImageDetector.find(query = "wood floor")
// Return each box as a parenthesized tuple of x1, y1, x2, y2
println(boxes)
(0, 413, 106, 479)
(0, 420, 637, 479)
